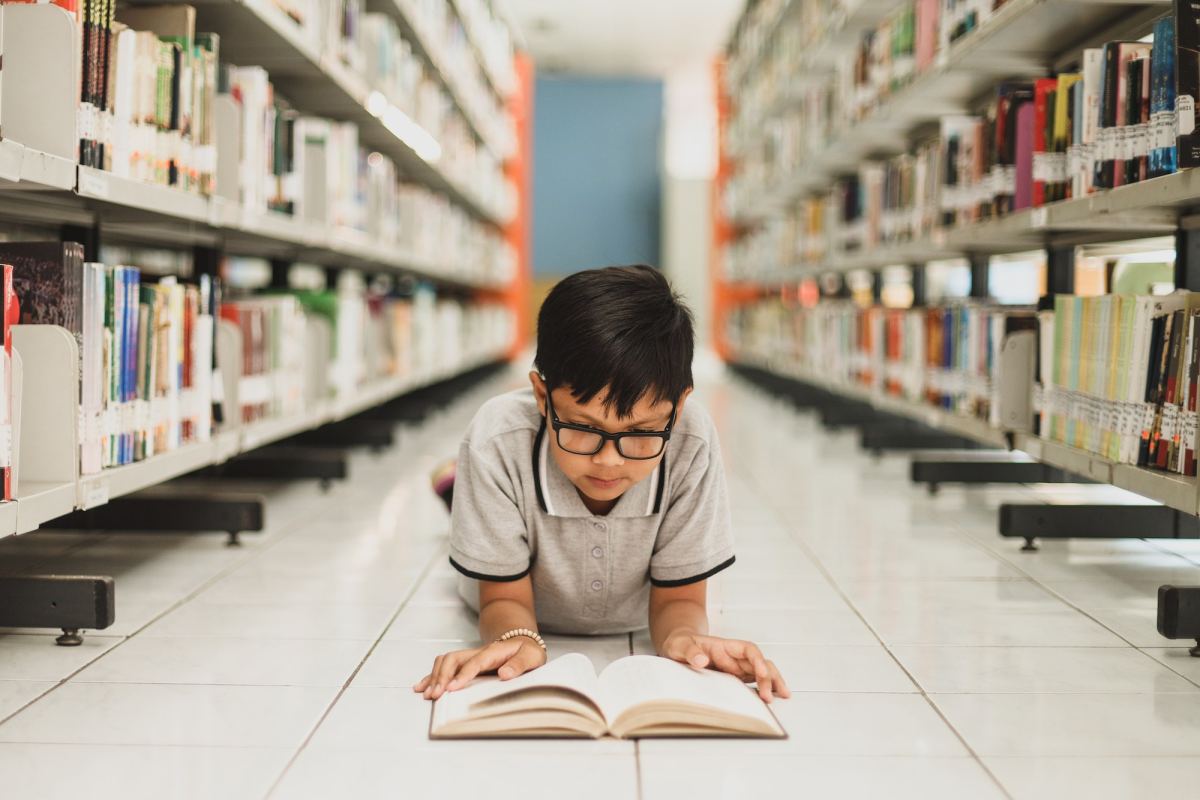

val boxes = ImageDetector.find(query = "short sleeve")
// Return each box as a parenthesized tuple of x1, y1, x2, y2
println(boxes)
(648, 434, 735, 587)
(448, 438, 532, 582)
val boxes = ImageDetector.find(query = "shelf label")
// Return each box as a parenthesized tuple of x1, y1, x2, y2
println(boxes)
(83, 482, 109, 510)
(78, 169, 110, 199)
(1031, 207, 1048, 228)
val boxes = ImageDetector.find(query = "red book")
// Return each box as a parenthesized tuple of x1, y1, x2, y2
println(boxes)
(1, 264, 16, 500)
(1031, 78, 1056, 207)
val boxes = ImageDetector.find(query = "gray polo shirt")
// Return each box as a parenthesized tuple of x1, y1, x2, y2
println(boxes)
(448, 387, 735, 635)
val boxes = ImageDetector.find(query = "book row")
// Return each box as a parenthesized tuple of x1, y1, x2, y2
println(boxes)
(221, 283, 510, 426)
(723, 1, 1200, 230)
(724, 13, 1190, 282)
(729, 293, 1200, 477)
(4, 1, 514, 220)
(0, 239, 513, 498)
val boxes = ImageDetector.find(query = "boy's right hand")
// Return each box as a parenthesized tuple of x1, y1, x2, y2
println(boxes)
(413, 638, 547, 700)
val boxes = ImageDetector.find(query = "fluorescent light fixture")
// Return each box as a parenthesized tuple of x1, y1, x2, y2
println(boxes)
(366, 90, 443, 164)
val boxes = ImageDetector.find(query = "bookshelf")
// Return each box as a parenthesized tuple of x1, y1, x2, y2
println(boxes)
(0, 0, 530, 548)
(6, 320, 509, 539)
(718, 0, 1200, 525)
(727, 0, 1167, 224)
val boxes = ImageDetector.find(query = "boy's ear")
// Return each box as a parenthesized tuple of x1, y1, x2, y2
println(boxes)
(675, 386, 694, 418)
(529, 371, 548, 416)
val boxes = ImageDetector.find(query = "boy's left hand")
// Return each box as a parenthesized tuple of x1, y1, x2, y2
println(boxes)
(661, 632, 790, 702)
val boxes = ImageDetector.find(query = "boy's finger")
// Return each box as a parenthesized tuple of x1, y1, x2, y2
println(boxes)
(767, 660, 790, 698)
(498, 644, 542, 680)
(447, 644, 513, 690)
(665, 635, 708, 668)
(709, 648, 744, 679)
(423, 655, 445, 699)
(413, 672, 432, 692)
(431, 654, 464, 700)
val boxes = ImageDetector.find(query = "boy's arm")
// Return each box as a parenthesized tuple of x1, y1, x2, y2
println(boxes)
(649, 582, 790, 702)
(415, 576, 545, 700)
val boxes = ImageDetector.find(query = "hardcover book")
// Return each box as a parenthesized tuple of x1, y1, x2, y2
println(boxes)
(429, 654, 787, 740)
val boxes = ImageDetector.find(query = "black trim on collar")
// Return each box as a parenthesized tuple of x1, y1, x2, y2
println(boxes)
(449, 556, 532, 583)
(532, 418, 548, 513)
(650, 555, 736, 588)
(652, 452, 667, 514)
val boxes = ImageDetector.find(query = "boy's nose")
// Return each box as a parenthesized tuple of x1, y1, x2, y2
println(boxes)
(592, 439, 625, 466)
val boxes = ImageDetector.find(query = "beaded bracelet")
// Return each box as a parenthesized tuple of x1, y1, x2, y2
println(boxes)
(497, 627, 547, 651)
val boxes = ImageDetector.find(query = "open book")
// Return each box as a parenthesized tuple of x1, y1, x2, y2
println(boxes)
(429, 653, 787, 739)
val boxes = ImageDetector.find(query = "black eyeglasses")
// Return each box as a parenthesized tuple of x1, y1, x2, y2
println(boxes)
(546, 393, 675, 460)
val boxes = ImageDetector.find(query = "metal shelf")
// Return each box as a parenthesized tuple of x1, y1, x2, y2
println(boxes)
(0, 143, 503, 290)
(730, 168, 1200, 286)
(738, 353, 1200, 513)
(734, 0, 1167, 221)
(76, 440, 220, 511)
(448, 0, 515, 102)
(4, 352, 508, 540)
(383, 0, 513, 160)
(1012, 433, 1198, 514)
(184, 0, 509, 225)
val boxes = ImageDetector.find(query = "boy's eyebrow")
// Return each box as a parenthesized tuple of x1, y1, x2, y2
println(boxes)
(567, 408, 671, 429)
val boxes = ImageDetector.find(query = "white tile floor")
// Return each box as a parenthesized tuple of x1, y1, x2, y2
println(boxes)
(3, 361, 1200, 799)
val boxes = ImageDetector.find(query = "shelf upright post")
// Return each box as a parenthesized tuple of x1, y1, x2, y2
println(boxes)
(1045, 244, 1075, 296)
(324, 266, 340, 292)
(193, 245, 222, 281)
(968, 254, 989, 299)
(1175, 226, 1200, 291)
(870, 270, 883, 304)
(61, 223, 100, 262)
(911, 264, 926, 307)
(271, 259, 293, 290)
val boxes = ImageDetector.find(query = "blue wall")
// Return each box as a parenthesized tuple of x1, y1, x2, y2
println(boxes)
(532, 76, 664, 277)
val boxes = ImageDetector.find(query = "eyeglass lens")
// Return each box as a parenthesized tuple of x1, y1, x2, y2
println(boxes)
(556, 428, 665, 458)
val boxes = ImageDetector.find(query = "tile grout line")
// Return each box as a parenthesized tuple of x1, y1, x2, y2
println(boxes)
(949, 516, 1200, 690)
(260, 542, 447, 800)
(0, 486, 357, 730)
(628, 632, 646, 800)
(728, 391, 1015, 799)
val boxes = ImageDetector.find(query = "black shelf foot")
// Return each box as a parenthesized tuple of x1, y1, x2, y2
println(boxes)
(1189, 640, 1200, 658)
(1021, 538, 1039, 552)
(225, 531, 242, 548)
(55, 629, 83, 647)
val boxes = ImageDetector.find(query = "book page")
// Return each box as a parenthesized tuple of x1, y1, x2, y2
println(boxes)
(431, 652, 602, 734)
(597, 655, 782, 736)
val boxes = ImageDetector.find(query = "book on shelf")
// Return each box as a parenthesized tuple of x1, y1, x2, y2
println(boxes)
(429, 653, 786, 740)
(1042, 293, 1199, 476)
(1175, 0, 1200, 168)
(0, 265, 17, 501)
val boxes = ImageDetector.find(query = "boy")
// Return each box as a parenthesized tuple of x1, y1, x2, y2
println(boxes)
(414, 265, 789, 703)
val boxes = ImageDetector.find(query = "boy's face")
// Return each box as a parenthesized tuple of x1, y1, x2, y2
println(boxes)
(530, 372, 689, 514)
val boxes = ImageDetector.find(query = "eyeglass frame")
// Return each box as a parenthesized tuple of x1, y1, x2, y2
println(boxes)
(544, 390, 676, 460)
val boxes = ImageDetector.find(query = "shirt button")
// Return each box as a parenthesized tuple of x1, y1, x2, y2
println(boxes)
(594, 521, 607, 531)
(591, 580, 603, 591)
(591, 546, 604, 558)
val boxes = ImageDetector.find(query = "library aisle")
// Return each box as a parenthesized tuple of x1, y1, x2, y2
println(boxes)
(1, 358, 1197, 799)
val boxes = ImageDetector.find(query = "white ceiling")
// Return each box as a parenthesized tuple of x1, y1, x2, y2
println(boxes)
(500, 0, 745, 77)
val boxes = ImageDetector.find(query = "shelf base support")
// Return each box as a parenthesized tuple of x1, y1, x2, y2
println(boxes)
(1158, 586, 1200, 657)
(42, 490, 265, 548)
(292, 418, 395, 453)
(204, 446, 349, 494)
(0, 575, 115, 646)
(1000, 504, 1200, 552)
(860, 425, 981, 455)
(911, 451, 1081, 495)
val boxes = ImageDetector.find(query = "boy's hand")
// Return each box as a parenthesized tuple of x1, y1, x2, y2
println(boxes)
(661, 632, 791, 702)
(412, 638, 547, 701)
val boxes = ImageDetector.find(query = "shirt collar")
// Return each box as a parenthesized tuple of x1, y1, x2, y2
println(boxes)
(533, 418, 667, 518)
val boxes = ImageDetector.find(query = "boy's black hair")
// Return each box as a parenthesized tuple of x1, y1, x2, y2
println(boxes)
(535, 265, 694, 418)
